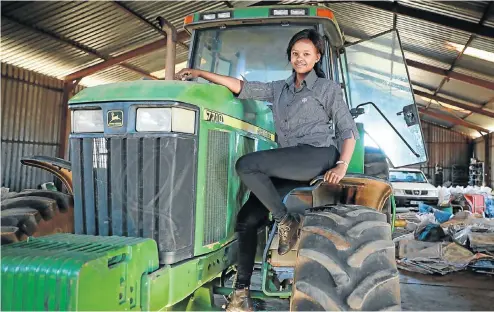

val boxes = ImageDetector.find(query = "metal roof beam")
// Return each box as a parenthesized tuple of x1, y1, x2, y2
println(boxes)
(347, 62, 494, 118)
(361, 1, 494, 39)
(345, 39, 494, 89)
(2, 14, 158, 81)
(414, 89, 494, 119)
(407, 60, 494, 90)
(418, 108, 489, 133)
(3, 15, 158, 80)
(64, 31, 190, 81)
(112, 1, 189, 50)
(433, 2, 493, 96)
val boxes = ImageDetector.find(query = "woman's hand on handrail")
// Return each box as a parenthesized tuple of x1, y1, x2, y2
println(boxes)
(175, 68, 243, 94)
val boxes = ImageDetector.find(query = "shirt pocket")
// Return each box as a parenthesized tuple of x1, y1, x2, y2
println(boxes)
(292, 95, 329, 126)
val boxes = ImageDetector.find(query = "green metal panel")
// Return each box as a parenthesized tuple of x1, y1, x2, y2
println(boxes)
(2, 233, 237, 311)
(233, 7, 271, 19)
(142, 240, 237, 310)
(261, 262, 291, 298)
(347, 123, 365, 174)
(1, 234, 158, 311)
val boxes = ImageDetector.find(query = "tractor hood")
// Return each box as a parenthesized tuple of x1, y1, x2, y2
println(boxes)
(69, 80, 275, 133)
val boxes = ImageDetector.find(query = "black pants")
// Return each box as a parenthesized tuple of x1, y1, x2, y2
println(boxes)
(234, 144, 340, 288)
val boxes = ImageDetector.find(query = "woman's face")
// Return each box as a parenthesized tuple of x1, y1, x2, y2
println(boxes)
(290, 39, 321, 75)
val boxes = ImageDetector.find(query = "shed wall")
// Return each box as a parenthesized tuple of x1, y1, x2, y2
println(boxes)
(409, 121, 472, 186)
(1, 63, 81, 191)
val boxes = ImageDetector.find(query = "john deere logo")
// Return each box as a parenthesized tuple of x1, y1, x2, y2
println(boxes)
(107, 110, 123, 127)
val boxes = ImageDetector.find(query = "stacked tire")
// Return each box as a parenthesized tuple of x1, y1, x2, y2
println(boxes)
(1, 190, 74, 244)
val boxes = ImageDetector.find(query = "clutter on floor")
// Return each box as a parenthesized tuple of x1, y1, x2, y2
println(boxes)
(393, 185, 494, 276)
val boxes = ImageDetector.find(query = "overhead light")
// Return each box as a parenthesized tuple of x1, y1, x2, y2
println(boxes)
(447, 42, 494, 62)
(202, 13, 216, 20)
(272, 9, 289, 16)
(217, 12, 231, 19)
(290, 9, 307, 16)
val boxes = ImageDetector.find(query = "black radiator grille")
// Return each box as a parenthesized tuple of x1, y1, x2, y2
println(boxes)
(203, 130, 230, 245)
(71, 136, 197, 264)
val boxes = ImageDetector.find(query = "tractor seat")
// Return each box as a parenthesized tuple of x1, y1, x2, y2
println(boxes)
(283, 174, 393, 215)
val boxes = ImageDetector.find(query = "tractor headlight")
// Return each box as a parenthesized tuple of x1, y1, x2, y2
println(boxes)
(171, 107, 196, 134)
(136, 107, 196, 134)
(136, 108, 172, 132)
(72, 109, 104, 133)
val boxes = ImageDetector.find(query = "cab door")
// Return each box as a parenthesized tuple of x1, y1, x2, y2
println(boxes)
(340, 29, 427, 168)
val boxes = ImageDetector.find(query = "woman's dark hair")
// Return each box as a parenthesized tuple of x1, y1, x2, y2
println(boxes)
(287, 29, 326, 78)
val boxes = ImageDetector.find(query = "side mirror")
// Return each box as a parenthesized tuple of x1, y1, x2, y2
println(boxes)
(350, 107, 365, 118)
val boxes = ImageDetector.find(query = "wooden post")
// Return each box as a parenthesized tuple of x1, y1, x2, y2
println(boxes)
(57, 79, 80, 159)
(486, 133, 491, 187)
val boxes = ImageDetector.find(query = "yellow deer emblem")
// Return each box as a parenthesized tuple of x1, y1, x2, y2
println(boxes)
(110, 112, 122, 123)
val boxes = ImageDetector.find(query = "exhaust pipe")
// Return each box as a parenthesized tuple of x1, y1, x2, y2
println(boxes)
(156, 16, 177, 80)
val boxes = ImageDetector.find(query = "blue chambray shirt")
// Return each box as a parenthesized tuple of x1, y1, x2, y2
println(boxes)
(237, 69, 359, 149)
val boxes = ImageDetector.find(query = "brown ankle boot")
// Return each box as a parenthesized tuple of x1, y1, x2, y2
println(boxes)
(225, 288, 254, 312)
(277, 213, 301, 255)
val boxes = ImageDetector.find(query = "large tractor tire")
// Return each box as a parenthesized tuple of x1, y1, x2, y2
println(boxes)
(1, 190, 74, 244)
(291, 205, 400, 311)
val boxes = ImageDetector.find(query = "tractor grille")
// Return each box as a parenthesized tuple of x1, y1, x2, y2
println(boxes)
(234, 135, 255, 215)
(71, 136, 197, 264)
(203, 130, 230, 245)
(202, 132, 255, 246)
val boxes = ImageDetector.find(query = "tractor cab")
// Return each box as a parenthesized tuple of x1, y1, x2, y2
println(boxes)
(184, 6, 427, 169)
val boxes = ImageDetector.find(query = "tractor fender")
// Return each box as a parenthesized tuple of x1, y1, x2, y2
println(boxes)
(20, 156, 73, 194)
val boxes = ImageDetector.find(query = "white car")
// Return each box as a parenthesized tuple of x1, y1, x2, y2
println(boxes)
(389, 168, 439, 207)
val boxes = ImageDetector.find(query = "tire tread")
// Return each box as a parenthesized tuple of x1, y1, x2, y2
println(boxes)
(291, 204, 400, 311)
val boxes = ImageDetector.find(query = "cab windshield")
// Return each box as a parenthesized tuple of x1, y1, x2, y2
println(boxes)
(191, 25, 319, 83)
(389, 171, 427, 183)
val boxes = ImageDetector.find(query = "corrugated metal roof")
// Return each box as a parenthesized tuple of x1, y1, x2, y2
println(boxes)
(484, 3, 494, 27)
(465, 114, 494, 131)
(1, 0, 229, 85)
(122, 1, 226, 31)
(396, 14, 471, 65)
(439, 78, 494, 104)
(407, 67, 445, 90)
(1, 18, 101, 77)
(398, 0, 488, 23)
(326, 2, 394, 39)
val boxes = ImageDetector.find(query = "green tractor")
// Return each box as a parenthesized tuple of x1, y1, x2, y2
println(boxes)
(1, 5, 427, 311)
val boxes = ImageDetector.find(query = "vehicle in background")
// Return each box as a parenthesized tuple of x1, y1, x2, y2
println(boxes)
(390, 168, 438, 206)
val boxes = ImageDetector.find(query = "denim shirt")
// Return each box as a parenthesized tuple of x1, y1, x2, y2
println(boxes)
(237, 69, 359, 149)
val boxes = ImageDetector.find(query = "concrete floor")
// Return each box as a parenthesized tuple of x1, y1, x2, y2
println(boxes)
(214, 270, 494, 311)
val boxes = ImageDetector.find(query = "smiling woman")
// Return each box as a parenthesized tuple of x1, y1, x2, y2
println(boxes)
(176, 28, 360, 311)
